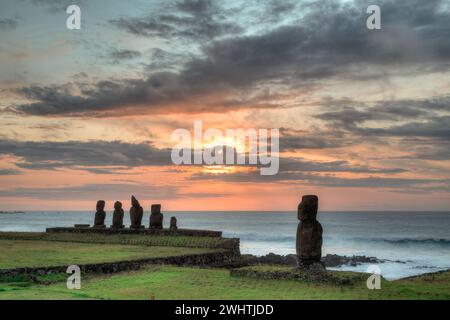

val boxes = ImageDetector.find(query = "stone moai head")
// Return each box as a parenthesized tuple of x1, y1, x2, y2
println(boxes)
(96, 200, 105, 211)
(298, 195, 318, 221)
(170, 216, 177, 226)
(131, 195, 140, 208)
(114, 201, 122, 210)
(151, 204, 161, 214)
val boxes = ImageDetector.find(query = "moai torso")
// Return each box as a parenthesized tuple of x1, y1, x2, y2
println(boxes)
(170, 216, 177, 231)
(93, 200, 106, 228)
(296, 195, 323, 268)
(150, 204, 163, 229)
(130, 196, 143, 228)
(112, 201, 124, 228)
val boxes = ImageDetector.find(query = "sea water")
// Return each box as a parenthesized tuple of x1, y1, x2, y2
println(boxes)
(1, 211, 449, 280)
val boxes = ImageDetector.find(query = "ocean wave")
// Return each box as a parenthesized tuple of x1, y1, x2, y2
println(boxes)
(379, 238, 450, 245)
(225, 232, 295, 242)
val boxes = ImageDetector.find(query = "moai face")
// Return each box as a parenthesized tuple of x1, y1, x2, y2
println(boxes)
(96, 200, 106, 211)
(114, 201, 122, 210)
(151, 204, 161, 214)
(131, 195, 140, 208)
(298, 195, 318, 221)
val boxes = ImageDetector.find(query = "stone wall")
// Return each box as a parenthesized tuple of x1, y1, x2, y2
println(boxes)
(0, 250, 240, 277)
(46, 227, 222, 238)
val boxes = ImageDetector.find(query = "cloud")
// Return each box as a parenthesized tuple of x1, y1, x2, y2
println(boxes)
(109, 49, 141, 64)
(0, 169, 21, 175)
(315, 95, 450, 144)
(279, 127, 355, 150)
(0, 18, 18, 30)
(0, 182, 228, 200)
(190, 156, 407, 183)
(356, 116, 450, 141)
(28, 0, 86, 13)
(110, 0, 242, 41)
(11, 0, 450, 117)
(0, 139, 173, 170)
(190, 167, 448, 193)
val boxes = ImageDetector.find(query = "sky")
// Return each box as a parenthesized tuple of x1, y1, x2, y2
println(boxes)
(0, 0, 450, 211)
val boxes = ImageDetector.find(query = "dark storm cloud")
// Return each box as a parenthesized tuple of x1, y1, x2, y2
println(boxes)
(11, 0, 450, 117)
(0, 18, 18, 30)
(0, 139, 173, 170)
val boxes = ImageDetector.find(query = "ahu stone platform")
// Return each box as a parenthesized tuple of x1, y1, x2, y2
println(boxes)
(46, 226, 222, 238)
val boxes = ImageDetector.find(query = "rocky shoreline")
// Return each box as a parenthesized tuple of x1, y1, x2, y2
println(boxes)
(239, 253, 386, 268)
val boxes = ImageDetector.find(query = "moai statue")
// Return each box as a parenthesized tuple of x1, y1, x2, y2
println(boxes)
(129, 195, 144, 229)
(149, 204, 163, 229)
(169, 216, 178, 231)
(296, 195, 323, 268)
(93, 200, 106, 228)
(111, 201, 124, 229)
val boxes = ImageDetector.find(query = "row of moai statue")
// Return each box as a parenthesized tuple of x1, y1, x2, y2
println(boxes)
(296, 195, 323, 269)
(93, 196, 178, 230)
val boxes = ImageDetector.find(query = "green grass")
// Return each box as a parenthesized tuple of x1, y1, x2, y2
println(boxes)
(0, 240, 219, 269)
(0, 232, 225, 249)
(0, 233, 447, 300)
(0, 266, 449, 300)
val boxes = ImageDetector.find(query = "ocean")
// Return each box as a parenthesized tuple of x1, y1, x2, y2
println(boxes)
(1, 211, 449, 280)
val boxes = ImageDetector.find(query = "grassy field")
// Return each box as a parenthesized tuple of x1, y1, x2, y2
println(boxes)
(0, 232, 448, 300)
(0, 266, 449, 300)
(0, 239, 219, 269)
(0, 232, 225, 249)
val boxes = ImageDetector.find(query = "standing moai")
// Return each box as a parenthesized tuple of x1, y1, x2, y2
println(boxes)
(296, 195, 323, 268)
(149, 204, 163, 229)
(93, 200, 106, 228)
(129, 195, 144, 229)
(169, 216, 178, 231)
(111, 201, 124, 228)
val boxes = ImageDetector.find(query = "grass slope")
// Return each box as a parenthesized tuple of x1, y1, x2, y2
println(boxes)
(1, 266, 449, 300)
(0, 240, 219, 269)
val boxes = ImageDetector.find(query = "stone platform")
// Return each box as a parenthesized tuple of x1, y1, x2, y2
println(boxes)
(46, 226, 222, 238)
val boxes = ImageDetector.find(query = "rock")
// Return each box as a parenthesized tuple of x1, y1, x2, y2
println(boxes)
(240, 253, 298, 266)
(93, 200, 106, 228)
(111, 201, 124, 228)
(149, 204, 163, 229)
(322, 254, 381, 267)
(129, 195, 144, 229)
(296, 195, 323, 268)
(170, 216, 178, 231)
(238, 253, 383, 268)
(74, 224, 90, 229)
